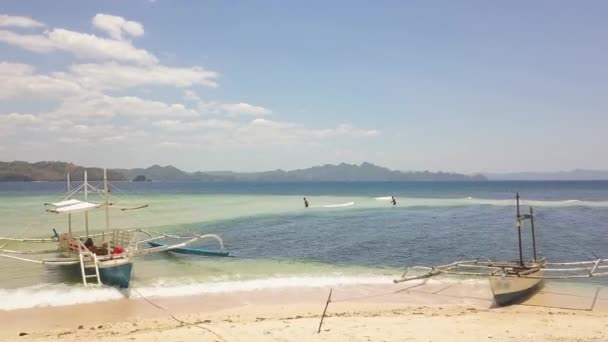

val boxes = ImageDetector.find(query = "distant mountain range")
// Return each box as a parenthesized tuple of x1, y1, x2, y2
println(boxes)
(484, 169, 608, 181)
(118, 162, 486, 182)
(0, 161, 486, 182)
(0, 161, 127, 181)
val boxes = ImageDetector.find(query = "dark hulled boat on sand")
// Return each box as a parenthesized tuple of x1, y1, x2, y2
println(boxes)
(394, 193, 608, 306)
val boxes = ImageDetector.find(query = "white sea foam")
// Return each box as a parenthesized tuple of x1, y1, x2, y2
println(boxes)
(392, 197, 608, 208)
(305, 197, 608, 209)
(375, 196, 393, 201)
(0, 275, 395, 311)
(322, 201, 355, 208)
(310, 201, 356, 208)
(0, 284, 125, 311)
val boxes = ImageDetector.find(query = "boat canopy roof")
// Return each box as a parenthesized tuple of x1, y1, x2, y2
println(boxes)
(48, 199, 82, 207)
(46, 199, 100, 214)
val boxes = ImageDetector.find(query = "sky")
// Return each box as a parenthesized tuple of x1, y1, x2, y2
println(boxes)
(0, 1, 607, 173)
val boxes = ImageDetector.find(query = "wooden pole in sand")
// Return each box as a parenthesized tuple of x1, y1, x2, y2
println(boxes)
(317, 289, 333, 334)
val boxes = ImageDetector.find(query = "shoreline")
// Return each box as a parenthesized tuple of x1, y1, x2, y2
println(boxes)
(2, 281, 608, 341)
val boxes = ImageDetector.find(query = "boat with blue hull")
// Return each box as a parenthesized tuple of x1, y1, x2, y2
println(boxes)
(61, 257, 133, 288)
(98, 259, 133, 288)
(0, 169, 229, 289)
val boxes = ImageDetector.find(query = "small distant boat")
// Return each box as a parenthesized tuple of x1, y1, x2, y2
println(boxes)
(394, 193, 608, 306)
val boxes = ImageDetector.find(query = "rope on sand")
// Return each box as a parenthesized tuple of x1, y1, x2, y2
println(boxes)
(126, 283, 227, 342)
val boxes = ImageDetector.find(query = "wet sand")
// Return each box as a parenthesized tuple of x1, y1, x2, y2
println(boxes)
(2, 280, 608, 341)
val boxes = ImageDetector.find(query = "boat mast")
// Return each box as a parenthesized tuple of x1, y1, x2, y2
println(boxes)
(530, 206, 537, 262)
(67, 173, 72, 234)
(84, 170, 89, 238)
(516, 192, 524, 266)
(103, 168, 110, 233)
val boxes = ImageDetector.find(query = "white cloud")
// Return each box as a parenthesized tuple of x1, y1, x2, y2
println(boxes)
(101, 135, 126, 143)
(236, 118, 380, 145)
(183, 90, 201, 101)
(0, 112, 41, 136)
(0, 30, 55, 52)
(0, 62, 82, 99)
(250, 118, 294, 129)
(0, 12, 381, 166)
(0, 112, 40, 124)
(0, 28, 157, 65)
(92, 14, 144, 40)
(158, 141, 184, 148)
(316, 124, 380, 137)
(193, 100, 272, 117)
(220, 102, 271, 116)
(65, 62, 218, 90)
(57, 137, 86, 144)
(153, 119, 236, 131)
(0, 15, 45, 29)
(0, 61, 34, 75)
(50, 92, 198, 119)
(48, 28, 157, 65)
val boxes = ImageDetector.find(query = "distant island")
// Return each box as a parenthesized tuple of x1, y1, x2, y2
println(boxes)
(0, 161, 127, 181)
(0, 161, 486, 182)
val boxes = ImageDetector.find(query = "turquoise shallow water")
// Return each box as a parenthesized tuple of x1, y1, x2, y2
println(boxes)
(1, 181, 608, 310)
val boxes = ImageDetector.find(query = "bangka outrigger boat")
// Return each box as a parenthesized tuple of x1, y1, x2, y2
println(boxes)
(394, 193, 608, 306)
(0, 170, 229, 288)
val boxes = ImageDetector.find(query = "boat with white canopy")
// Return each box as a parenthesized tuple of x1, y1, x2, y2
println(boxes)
(0, 169, 229, 288)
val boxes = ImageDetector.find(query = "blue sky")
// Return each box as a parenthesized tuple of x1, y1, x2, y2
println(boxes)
(0, 1, 607, 173)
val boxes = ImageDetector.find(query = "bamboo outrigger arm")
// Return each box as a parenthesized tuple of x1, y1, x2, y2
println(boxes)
(0, 237, 58, 243)
(0, 248, 58, 254)
(393, 258, 608, 283)
(130, 233, 226, 257)
(0, 253, 80, 265)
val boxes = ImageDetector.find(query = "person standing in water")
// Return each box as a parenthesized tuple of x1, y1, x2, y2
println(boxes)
(391, 196, 397, 206)
(304, 197, 309, 208)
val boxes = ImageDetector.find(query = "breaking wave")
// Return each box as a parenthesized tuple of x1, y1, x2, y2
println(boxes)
(376, 197, 608, 208)
(0, 275, 394, 311)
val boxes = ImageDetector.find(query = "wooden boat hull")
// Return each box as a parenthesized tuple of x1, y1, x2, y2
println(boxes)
(489, 272, 544, 306)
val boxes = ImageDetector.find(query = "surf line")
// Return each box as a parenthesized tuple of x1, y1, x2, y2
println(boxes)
(309, 202, 355, 208)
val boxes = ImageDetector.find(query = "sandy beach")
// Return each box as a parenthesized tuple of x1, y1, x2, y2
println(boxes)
(2, 280, 607, 342)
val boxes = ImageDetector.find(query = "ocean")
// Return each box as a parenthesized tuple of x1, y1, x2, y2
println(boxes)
(1, 181, 608, 310)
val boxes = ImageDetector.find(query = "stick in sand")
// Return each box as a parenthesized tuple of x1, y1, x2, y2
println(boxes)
(317, 288, 333, 333)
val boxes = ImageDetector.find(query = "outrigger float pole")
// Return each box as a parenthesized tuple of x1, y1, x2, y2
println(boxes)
(516, 192, 524, 266)
(530, 206, 537, 262)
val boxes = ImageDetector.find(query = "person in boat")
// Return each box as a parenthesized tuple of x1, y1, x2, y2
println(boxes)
(303, 197, 309, 208)
(84, 238, 94, 251)
(391, 196, 397, 206)
(84, 238, 108, 255)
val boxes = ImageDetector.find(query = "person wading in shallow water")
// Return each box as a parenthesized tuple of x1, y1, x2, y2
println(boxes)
(391, 196, 397, 206)
(303, 197, 309, 208)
